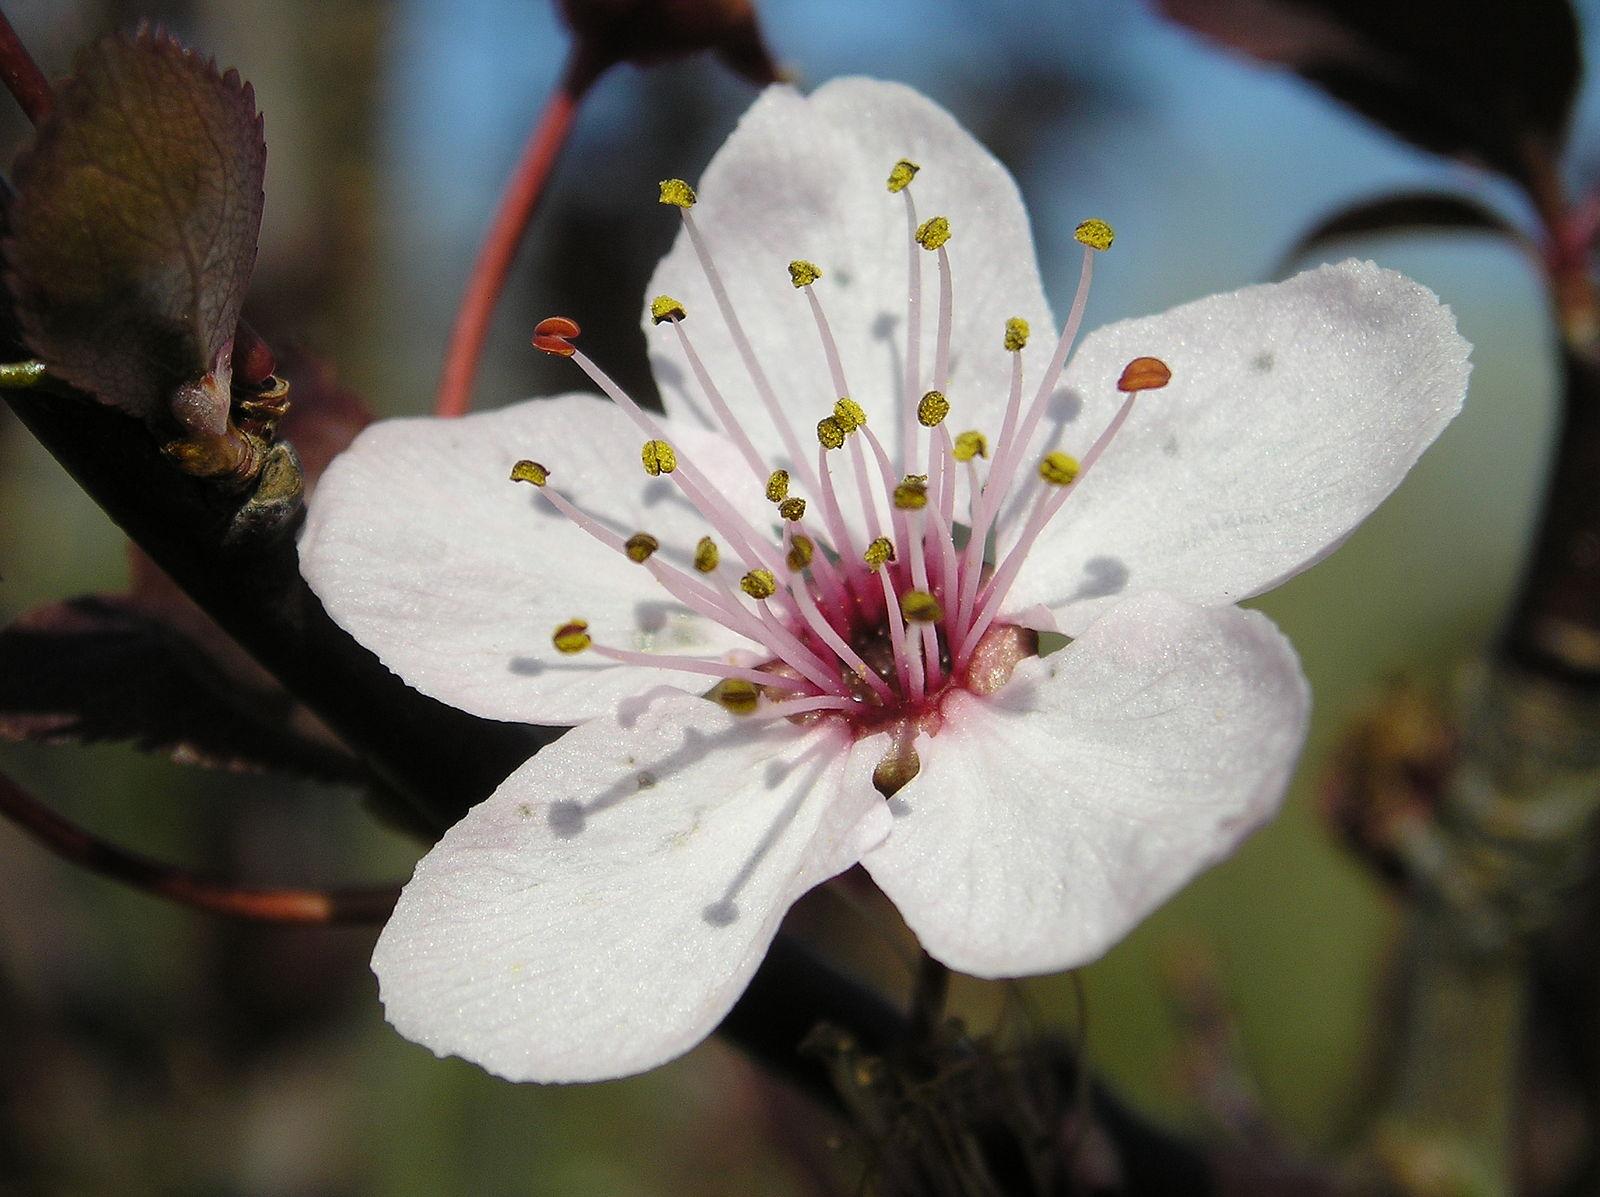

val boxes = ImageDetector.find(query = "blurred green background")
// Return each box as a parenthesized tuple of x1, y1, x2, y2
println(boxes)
(0, 0, 1590, 1192)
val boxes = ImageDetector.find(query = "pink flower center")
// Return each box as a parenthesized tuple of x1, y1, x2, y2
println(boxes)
(520, 166, 1166, 745)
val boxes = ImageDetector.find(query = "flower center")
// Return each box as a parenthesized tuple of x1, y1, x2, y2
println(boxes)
(516, 163, 1169, 733)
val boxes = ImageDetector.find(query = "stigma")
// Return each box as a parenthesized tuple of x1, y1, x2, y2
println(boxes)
(516, 164, 1169, 730)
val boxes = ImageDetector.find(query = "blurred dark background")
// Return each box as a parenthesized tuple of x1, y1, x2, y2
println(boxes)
(1, 0, 1595, 1192)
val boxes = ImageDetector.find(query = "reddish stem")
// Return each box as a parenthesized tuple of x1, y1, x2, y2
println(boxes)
(0, 6, 51, 125)
(0, 769, 398, 924)
(434, 50, 605, 418)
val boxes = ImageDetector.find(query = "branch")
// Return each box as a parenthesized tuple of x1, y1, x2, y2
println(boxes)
(434, 49, 604, 418)
(0, 6, 52, 125)
(0, 767, 398, 923)
(5, 384, 546, 832)
(1499, 345, 1600, 685)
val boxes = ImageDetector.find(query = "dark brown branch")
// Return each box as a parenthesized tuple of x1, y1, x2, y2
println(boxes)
(0, 767, 398, 923)
(1499, 346, 1600, 685)
(4, 384, 546, 833)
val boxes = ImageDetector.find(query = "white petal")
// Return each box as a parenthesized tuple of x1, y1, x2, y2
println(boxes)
(862, 592, 1308, 978)
(299, 394, 757, 725)
(644, 78, 1052, 491)
(1003, 261, 1469, 632)
(371, 693, 891, 1082)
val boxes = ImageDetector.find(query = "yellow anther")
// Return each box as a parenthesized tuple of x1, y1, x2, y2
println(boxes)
(788, 259, 823, 288)
(765, 469, 790, 502)
(693, 536, 720, 573)
(900, 590, 943, 623)
(786, 535, 814, 572)
(658, 178, 696, 208)
(709, 677, 760, 715)
(864, 537, 896, 569)
(817, 416, 846, 450)
(650, 295, 686, 324)
(1074, 218, 1115, 251)
(952, 430, 989, 462)
(887, 159, 920, 193)
(640, 439, 677, 476)
(624, 532, 660, 563)
(893, 477, 928, 510)
(1039, 451, 1082, 487)
(1117, 355, 1173, 393)
(833, 396, 867, 433)
(917, 390, 949, 427)
(1003, 317, 1030, 352)
(915, 216, 952, 251)
(740, 568, 778, 600)
(552, 619, 591, 654)
(778, 496, 807, 522)
(510, 459, 549, 486)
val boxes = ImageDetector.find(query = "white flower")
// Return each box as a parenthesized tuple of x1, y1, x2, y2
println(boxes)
(299, 79, 1469, 1083)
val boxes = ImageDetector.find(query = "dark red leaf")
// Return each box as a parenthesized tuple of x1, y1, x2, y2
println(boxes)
(1282, 190, 1524, 269)
(1158, 0, 1583, 193)
(4, 29, 266, 424)
(0, 595, 363, 783)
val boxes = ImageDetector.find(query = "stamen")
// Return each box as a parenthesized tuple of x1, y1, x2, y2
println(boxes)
(624, 532, 660, 563)
(785, 563, 894, 701)
(685, 560, 849, 696)
(914, 216, 951, 251)
(917, 390, 949, 427)
(886, 159, 920, 192)
(709, 678, 761, 714)
(952, 431, 988, 461)
(833, 397, 867, 432)
(814, 439, 864, 579)
(746, 694, 864, 721)
(765, 470, 790, 502)
(794, 266, 893, 546)
(961, 355, 1165, 667)
(778, 497, 807, 522)
(933, 247, 954, 394)
(1037, 451, 1081, 487)
(788, 259, 823, 288)
(694, 536, 720, 573)
(657, 178, 697, 208)
(522, 478, 627, 555)
(510, 459, 549, 485)
(1003, 317, 1030, 353)
(785, 534, 814, 571)
(923, 431, 963, 630)
(868, 546, 915, 696)
(666, 314, 769, 484)
(531, 315, 580, 357)
(591, 643, 811, 692)
(1074, 218, 1115, 251)
(649, 295, 687, 324)
(901, 590, 943, 623)
(553, 619, 591, 654)
(673, 200, 822, 495)
(985, 227, 1106, 528)
(565, 345, 795, 586)
(640, 438, 677, 475)
(1118, 355, 1173, 392)
(991, 221, 1112, 497)
(893, 476, 928, 510)
(899, 179, 924, 478)
(740, 568, 778, 600)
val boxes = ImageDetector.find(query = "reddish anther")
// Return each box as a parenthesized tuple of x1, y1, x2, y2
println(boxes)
(532, 315, 582, 357)
(1117, 355, 1172, 393)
